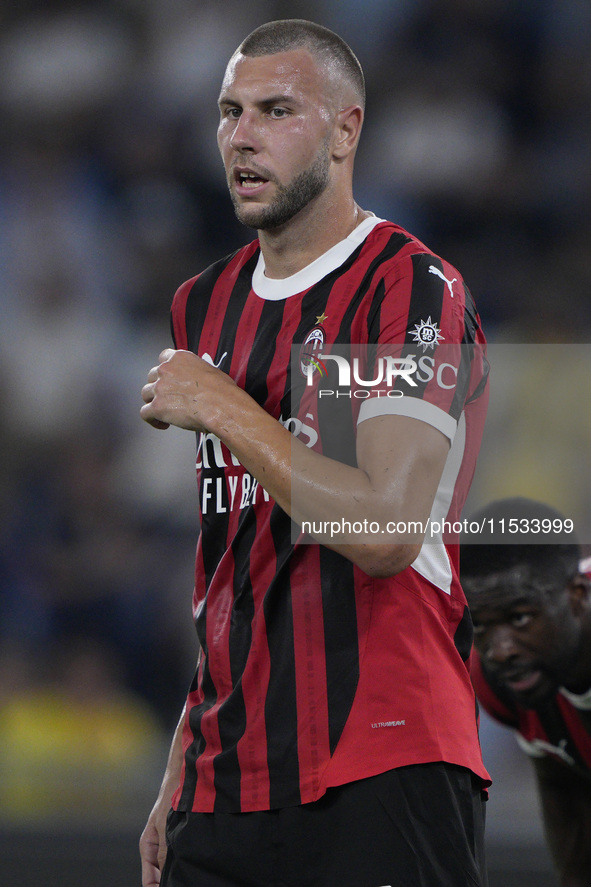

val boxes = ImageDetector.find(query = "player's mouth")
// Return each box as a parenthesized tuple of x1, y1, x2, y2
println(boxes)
(233, 167, 270, 197)
(502, 668, 543, 695)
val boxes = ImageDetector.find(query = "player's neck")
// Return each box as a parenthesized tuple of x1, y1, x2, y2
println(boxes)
(258, 192, 367, 280)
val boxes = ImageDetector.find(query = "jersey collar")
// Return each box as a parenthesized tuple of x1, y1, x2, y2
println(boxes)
(560, 685, 591, 710)
(252, 215, 385, 301)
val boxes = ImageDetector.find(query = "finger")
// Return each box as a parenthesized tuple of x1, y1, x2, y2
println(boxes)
(140, 835, 162, 887)
(141, 857, 161, 887)
(147, 365, 160, 383)
(158, 843, 169, 873)
(141, 382, 155, 404)
(159, 348, 176, 363)
(140, 403, 170, 429)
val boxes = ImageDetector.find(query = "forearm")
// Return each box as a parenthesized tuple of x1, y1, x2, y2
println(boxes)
(207, 387, 444, 575)
(157, 704, 186, 804)
(209, 389, 362, 515)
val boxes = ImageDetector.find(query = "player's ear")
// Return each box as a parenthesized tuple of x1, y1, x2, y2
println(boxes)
(567, 574, 591, 615)
(332, 105, 363, 160)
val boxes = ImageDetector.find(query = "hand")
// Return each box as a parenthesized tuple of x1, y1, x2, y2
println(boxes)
(140, 348, 236, 433)
(139, 796, 170, 887)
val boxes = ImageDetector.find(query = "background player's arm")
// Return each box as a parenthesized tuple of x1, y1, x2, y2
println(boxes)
(533, 755, 591, 887)
(139, 704, 186, 887)
(141, 349, 449, 577)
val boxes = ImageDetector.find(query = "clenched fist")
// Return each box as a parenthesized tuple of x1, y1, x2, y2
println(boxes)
(140, 348, 237, 433)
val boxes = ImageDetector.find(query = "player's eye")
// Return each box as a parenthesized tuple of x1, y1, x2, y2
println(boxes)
(511, 612, 534, 629)
(269, 107, 289, 118)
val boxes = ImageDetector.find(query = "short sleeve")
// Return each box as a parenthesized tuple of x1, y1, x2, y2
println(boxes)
(357, 252, 487, 441)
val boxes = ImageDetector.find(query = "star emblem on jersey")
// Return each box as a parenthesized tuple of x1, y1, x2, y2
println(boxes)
(315, 312, 328, 324)
(411, 317, 444, 352)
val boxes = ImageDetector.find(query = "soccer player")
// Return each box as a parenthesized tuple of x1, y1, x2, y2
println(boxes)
(461, 497, 591, 887)
(140, 19, 490, 887)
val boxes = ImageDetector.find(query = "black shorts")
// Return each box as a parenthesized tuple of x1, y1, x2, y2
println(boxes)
(161, 762, 488, 887)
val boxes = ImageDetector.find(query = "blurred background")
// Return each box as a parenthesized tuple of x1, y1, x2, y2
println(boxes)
(1, 0, 590, 884)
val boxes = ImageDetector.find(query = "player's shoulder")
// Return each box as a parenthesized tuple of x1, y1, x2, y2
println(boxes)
(367, 219, 465, 287)
(176, 240, 260, 304)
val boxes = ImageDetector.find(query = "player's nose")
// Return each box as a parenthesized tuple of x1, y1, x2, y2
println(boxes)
(229, 111, 261, 153)
(484, 625, 520, 665)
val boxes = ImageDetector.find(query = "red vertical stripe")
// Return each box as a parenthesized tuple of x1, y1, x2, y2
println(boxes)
(230, 291, 265, 385)
(235, 532, 279, 809)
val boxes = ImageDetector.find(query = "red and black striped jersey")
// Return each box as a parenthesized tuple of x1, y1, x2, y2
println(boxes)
(471, 562, 591, 780)
(170, 217, 491, 813)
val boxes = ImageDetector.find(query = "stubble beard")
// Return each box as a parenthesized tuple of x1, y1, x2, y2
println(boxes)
(230, 142, 331, 231)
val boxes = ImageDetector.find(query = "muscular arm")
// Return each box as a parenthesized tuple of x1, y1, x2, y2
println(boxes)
(139, 705, 186, 887)
(533, 755, 591, 887)
(140, 349, 450, 577)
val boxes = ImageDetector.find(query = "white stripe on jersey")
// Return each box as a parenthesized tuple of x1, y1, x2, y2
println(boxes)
(410, 412, 466, 595)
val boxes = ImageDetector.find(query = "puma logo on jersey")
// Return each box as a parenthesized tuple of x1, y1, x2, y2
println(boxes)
(201, 351, 228, 369)
(515, 734, 575, 766)
(428, 265, 457, 297)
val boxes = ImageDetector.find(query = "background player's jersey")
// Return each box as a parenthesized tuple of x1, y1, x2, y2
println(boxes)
(472, 562, 591, 781)
(170, 217, 490, 812)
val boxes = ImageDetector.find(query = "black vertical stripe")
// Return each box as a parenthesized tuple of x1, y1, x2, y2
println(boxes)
(396, 253, 446, 398)
(449, 282, 485, 418)
(453, 604, 474, 663)
(264, 506, 301, 808)
(212, 512, 258, 811)
(244, 298, 287, 406)
(461, 283, 480, 343)
(319, 547, 359, 753)
(463, 284, 490, 406)
(199, 469, 229, 589)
